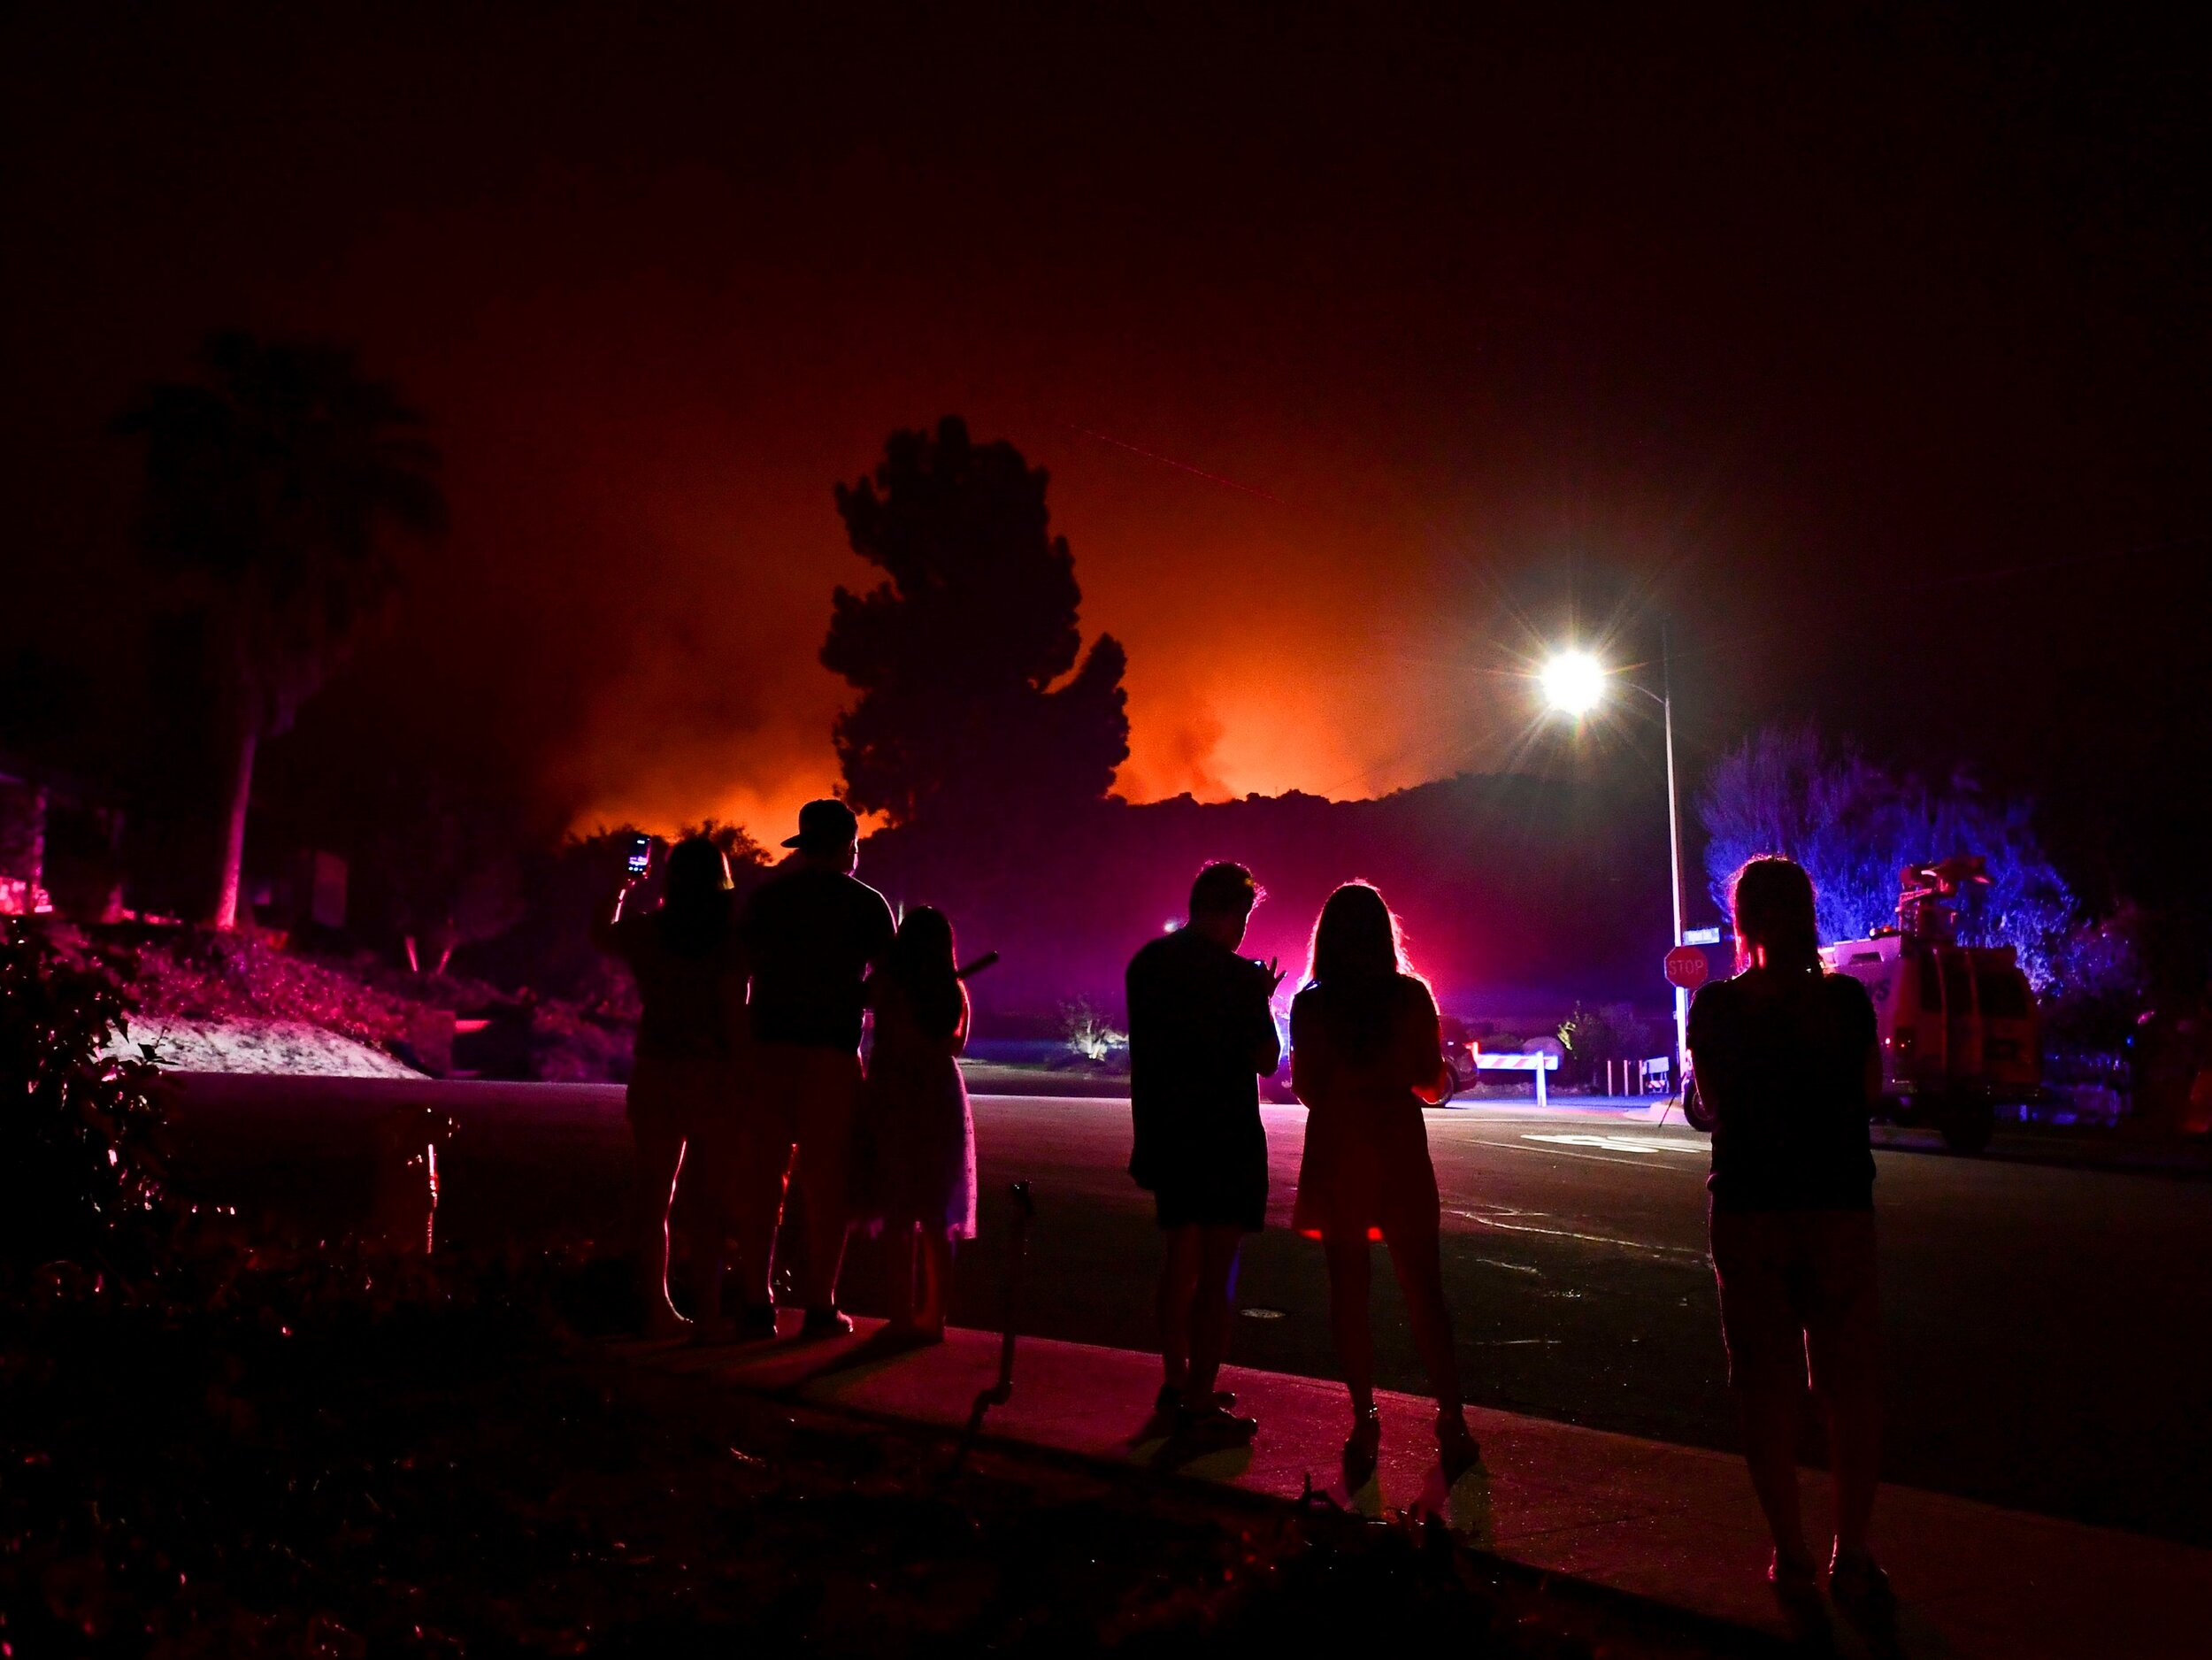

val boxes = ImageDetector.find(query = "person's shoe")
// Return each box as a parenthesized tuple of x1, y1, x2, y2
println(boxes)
(1341, 1407, 1383, 1493)
(1766, 1550, 1827, 1634)
(1828, 1548, 1897, 1629)
(1768, 1551, 1821, 1595)
(1437, 1410, 1494, 1540)
(1137, 1383, 1185, 1442)
(1149, 1384, 1236, 1416)
(735, 1303, 780, 1341)
(1160, 1401, 1258, 1462)
(1436, 1409, 1483, 1487)
(800, 1305, 854, 1338)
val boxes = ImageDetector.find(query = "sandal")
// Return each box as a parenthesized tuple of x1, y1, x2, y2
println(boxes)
(1437, 1409, 1483, 1484)
(1438, 1408, 1494, 1540)
(1828, 1549, 1897, 1631)
(1341, 1407, 1382, 1493)
(1767, 1550, 1827, 1635)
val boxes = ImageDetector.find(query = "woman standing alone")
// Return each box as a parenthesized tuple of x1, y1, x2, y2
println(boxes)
(1290, 882, 1486, 1508)
(1688, 856, 1888, 1618)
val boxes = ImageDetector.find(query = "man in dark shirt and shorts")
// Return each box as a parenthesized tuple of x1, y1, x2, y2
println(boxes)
(1126, 861, 1283, 1448)
(733, 798, 896, 1337)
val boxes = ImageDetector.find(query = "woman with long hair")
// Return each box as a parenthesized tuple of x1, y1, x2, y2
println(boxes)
(1290, 882, 1485, 1503)
(854, 905, 976, 1342)
(1687, 856, 1887, 1618)
(594, 835, 749, 1339)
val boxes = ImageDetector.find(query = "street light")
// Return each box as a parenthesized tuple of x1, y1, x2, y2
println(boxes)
(1539, 640, 1690, 1095)
(1538, 649, 1606, 716)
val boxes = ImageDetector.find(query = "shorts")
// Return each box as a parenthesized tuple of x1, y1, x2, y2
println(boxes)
(733, 1043, 864, 1227)
(1709, 1204, 1878, 1393)
(1151, 1169, 1266, 1233)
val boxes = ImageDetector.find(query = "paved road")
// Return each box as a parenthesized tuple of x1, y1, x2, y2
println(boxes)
(170, 1077, 2212, 1546)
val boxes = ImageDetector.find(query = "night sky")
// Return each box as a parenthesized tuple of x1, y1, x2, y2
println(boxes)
(7, 9, 2208, 924)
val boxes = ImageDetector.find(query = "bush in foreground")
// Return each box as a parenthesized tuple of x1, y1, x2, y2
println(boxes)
(0, 920, 171, 1278)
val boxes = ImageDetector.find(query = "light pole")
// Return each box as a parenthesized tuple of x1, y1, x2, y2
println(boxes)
(1540, 638, 1689, 1093)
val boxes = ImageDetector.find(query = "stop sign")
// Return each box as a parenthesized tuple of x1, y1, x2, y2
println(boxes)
(1664, 943, 1710, 990)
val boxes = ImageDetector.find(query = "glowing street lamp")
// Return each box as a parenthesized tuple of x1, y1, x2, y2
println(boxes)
(1538, 649, 1607, 717)
(1540, 642, 1691, 1095)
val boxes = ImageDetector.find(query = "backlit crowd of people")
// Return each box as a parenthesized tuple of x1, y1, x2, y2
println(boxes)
(601, 807, 1888, 1616)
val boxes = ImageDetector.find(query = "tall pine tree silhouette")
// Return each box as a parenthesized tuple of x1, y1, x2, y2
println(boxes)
(823, 418, 1128, 829)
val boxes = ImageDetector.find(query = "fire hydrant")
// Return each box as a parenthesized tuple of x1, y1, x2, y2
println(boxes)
(373, 1103, 458, 1255)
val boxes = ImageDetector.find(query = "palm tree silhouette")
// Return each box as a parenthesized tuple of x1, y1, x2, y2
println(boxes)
(119, 332, 447, 928)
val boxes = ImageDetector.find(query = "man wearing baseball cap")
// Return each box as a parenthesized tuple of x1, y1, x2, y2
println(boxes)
(730, 798, 896, 1336)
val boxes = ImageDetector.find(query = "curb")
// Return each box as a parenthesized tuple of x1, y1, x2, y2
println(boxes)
(611, 1342, 1793, 1658)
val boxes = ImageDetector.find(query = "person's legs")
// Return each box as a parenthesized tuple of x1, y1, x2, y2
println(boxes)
(627, 1108, 688, 1334)
(675, 1060, 747, 1338)
(1322, 1232, 1376, 1418)
(793, 1050, 860, 1314)
(1384, 1222, 1463, 1418)
(727, 1048, 794, 1314)
(885, 1220, 920, 1332)
(1186, 1223, 1244, 1400)
(684, 1118, 733, 1337)
(1155, 1223, 1201, 1395)
(1806, 1212, 1883, 1565)
(1823, 1373, 1882, 1561)
(917, 1230, 953, 1337)
(1385, 1218, 1483, 1482)
(1712, 1210, 1816, 1575)
(726, 1139, 789, 1309)
(1323, 1231, 1384, 1488)
(1737, 1374, 1813, 1572)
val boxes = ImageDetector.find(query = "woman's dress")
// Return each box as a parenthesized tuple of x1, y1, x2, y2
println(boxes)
(1289, 975, 1447, 1241)
(856, 978, 978, 1240)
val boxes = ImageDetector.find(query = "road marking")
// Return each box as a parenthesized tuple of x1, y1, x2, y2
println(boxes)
(1519, 1134, 1703, 1156)
(1460, 1135, 1701, 1172)
(1445, 1208, 1710, 1264)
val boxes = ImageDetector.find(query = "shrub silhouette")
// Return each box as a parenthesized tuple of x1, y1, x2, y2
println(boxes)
(0, 922, 170, 1273)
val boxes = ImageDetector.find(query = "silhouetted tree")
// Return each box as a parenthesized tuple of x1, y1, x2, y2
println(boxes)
(119, 333, 446, 928)
(823, 418, 1128, 826)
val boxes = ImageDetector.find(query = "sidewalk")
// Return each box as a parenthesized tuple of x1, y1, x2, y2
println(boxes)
(628, 1317, 2208, 1659)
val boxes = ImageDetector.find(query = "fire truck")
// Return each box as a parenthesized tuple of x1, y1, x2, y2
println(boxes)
(1682, 857, 2039, 1154)
(1819, 856, 2039, 1153)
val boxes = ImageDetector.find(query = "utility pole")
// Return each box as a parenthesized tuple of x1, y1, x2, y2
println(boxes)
(1663, 621, 1687, 1089)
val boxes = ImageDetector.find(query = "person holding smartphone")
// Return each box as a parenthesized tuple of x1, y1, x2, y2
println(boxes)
(1125, 861, 1283, 1454)
(594, 834, 750, 1339)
